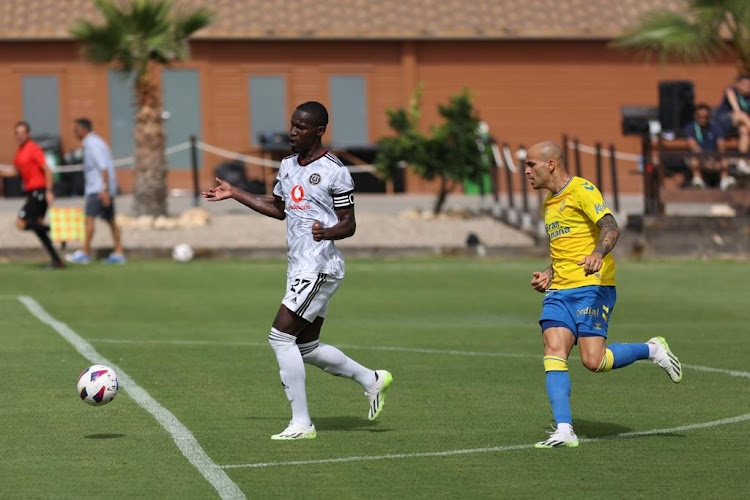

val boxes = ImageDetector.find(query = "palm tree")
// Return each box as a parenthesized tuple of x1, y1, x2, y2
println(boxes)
(614, 1, 750, 74)
(71, 0, 213, 216)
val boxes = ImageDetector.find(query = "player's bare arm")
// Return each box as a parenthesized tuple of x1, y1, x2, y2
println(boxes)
(312, 207, 355, 242)
(578, 214, 620, 276)
(531, 264, 554, 292)
(202, 177, 285, 220)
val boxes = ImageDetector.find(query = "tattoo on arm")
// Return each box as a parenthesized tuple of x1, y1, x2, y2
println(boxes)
(594, 214, 620, 257)
(543, 264, 553, 279)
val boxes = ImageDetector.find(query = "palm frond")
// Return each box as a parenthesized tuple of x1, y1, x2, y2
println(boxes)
(614, 10, 723, 63)
(70, 0, 214, 76)
(172, 8, 214, 39)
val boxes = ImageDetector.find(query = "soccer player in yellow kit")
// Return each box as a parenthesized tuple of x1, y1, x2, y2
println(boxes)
(525, 141, 682, 448)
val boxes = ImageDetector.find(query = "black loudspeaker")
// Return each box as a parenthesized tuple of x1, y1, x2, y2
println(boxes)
(621, 106, 658, 136)
(659, 81, 695, 135)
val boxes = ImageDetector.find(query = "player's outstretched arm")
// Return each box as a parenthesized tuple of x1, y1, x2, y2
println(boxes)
(578, 214, 620, 275)
(312, 207, 356, 241)
(202, 177, 285, 220)
(531, 264, 553, 292)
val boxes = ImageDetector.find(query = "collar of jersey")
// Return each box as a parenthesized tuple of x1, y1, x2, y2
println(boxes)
(297, 149, 329, 167)
(552, 176, 574, 197)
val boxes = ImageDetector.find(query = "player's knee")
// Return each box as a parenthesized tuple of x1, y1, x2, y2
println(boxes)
(582, 356, 601, 372)
(268, 328, 296, 350)
(298, 340, 320, 362)
(583, 349, 614, 373)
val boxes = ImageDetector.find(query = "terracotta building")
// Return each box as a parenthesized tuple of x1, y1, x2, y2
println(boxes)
(0, 0, 737, 195)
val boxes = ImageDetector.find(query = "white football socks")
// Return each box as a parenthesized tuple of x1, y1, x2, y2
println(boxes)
(268, 328, 311, 427)
(299, 340, 377, 389)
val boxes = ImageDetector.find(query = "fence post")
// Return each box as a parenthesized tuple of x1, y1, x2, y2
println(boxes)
(609, 144, 620, 213)
(595, 141, 603, 189)
(573, 137, 582, 177)
(641, 135, 662, 215)
(190, 135, 200, 207)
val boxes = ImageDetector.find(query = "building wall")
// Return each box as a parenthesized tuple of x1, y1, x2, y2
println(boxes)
(0, 40, 737, 197)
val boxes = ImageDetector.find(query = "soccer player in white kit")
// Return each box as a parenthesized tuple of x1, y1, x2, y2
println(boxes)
(203, 101, 392, 440)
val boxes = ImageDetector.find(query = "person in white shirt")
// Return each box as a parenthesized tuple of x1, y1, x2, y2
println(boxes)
(66, 118, 125, 264)
(203, 101, 392, 440)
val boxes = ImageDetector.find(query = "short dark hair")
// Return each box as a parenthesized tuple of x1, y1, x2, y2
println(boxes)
(737, 74, 750, 82)
(695, 103, 712, 113)
(296, 101, 328, 126)
(15, 121, 30, 133)
(74, 118, 93, 131)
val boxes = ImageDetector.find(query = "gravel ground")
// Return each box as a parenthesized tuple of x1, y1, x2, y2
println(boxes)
(0, 194, 536, 257)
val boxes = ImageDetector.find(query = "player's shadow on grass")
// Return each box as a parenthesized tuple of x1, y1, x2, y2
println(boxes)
(246, 415, 391, 433)
(315, 416, 392, 433)
(574, 419, 633, 438)
(84, 433, 126, 439)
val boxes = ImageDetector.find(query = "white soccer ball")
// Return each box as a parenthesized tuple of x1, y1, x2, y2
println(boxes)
(172, 243, 194, 263)
(77, 365, 119, 406)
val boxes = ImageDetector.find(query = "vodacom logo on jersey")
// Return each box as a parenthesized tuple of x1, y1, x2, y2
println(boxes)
(288, 185, 310, 210)
(291, 185, 304, 202)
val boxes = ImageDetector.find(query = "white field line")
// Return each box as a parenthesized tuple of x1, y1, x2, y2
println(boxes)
(84, 335, 750, 470)
(222, 412, 750, 469)
(88, 337, 534, 359)
(17, 296, 246, 500)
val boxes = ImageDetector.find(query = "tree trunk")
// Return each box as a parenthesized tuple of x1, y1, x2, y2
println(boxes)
(133, 72, 168, 216)
(433, 176, 449, 215)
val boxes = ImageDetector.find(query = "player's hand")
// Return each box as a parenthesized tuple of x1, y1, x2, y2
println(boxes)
(45, 189, 54, 206)
(312, 221, 325, 242)
(202, 177, 234, 202)
(577, 252, 603, 276)
(99, 190, 111, 207)
(531, 271, 552, 292)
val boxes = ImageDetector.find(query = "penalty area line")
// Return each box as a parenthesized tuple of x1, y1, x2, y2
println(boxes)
(17, 296, 246, 500)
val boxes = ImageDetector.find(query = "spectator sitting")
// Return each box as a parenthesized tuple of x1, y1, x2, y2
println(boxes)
(684, 104, 736, 191)
(715, 74, 750, 174)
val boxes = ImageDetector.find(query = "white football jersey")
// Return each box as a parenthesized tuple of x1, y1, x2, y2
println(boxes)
(273, 150, 355, 278)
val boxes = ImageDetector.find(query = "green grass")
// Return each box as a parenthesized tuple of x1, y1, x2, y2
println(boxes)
(0, 258, 748, 499)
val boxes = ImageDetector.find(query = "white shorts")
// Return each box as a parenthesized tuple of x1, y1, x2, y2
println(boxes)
(282, 272, 342, 322)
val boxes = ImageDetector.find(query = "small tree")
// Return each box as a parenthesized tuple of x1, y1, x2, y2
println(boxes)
(376, 87, 485, 215)
(613, 0, 750, 74)
(71, 0, 213, 216)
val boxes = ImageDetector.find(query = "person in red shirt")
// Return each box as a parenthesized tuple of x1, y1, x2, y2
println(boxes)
(0, 121, 64, 268)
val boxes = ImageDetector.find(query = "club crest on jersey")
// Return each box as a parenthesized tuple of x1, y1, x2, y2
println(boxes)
(291, 185, 305, 202)
(309, 173, 321, 185)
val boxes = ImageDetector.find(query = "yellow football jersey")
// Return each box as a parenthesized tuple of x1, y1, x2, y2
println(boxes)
(543, 176, 616, 289)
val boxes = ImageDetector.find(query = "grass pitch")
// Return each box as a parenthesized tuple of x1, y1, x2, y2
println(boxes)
(0, 258, 748, 499)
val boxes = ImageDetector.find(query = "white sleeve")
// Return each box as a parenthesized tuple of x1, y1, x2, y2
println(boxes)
(273, 164, 283, 198)
(331, 166, 355, 209)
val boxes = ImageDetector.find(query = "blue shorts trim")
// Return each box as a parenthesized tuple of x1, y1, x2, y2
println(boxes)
(540, 320, 572, 332)
(539, 286, 616, 339)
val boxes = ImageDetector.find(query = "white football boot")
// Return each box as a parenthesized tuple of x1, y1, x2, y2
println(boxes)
(647, 336, 682, 383)
(271, 421, 317, 440)
(535, 425, 579, 449)
(365, 370, 393, 421)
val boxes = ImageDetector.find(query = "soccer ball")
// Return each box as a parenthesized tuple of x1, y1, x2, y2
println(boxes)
(172, 243, 194, 263)
(77, 365, 119, 406)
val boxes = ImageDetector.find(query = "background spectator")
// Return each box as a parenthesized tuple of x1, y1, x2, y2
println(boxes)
(65, 118, 125, 264)
(715, 74, 750, 173)
(685, 104, 736, 190)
